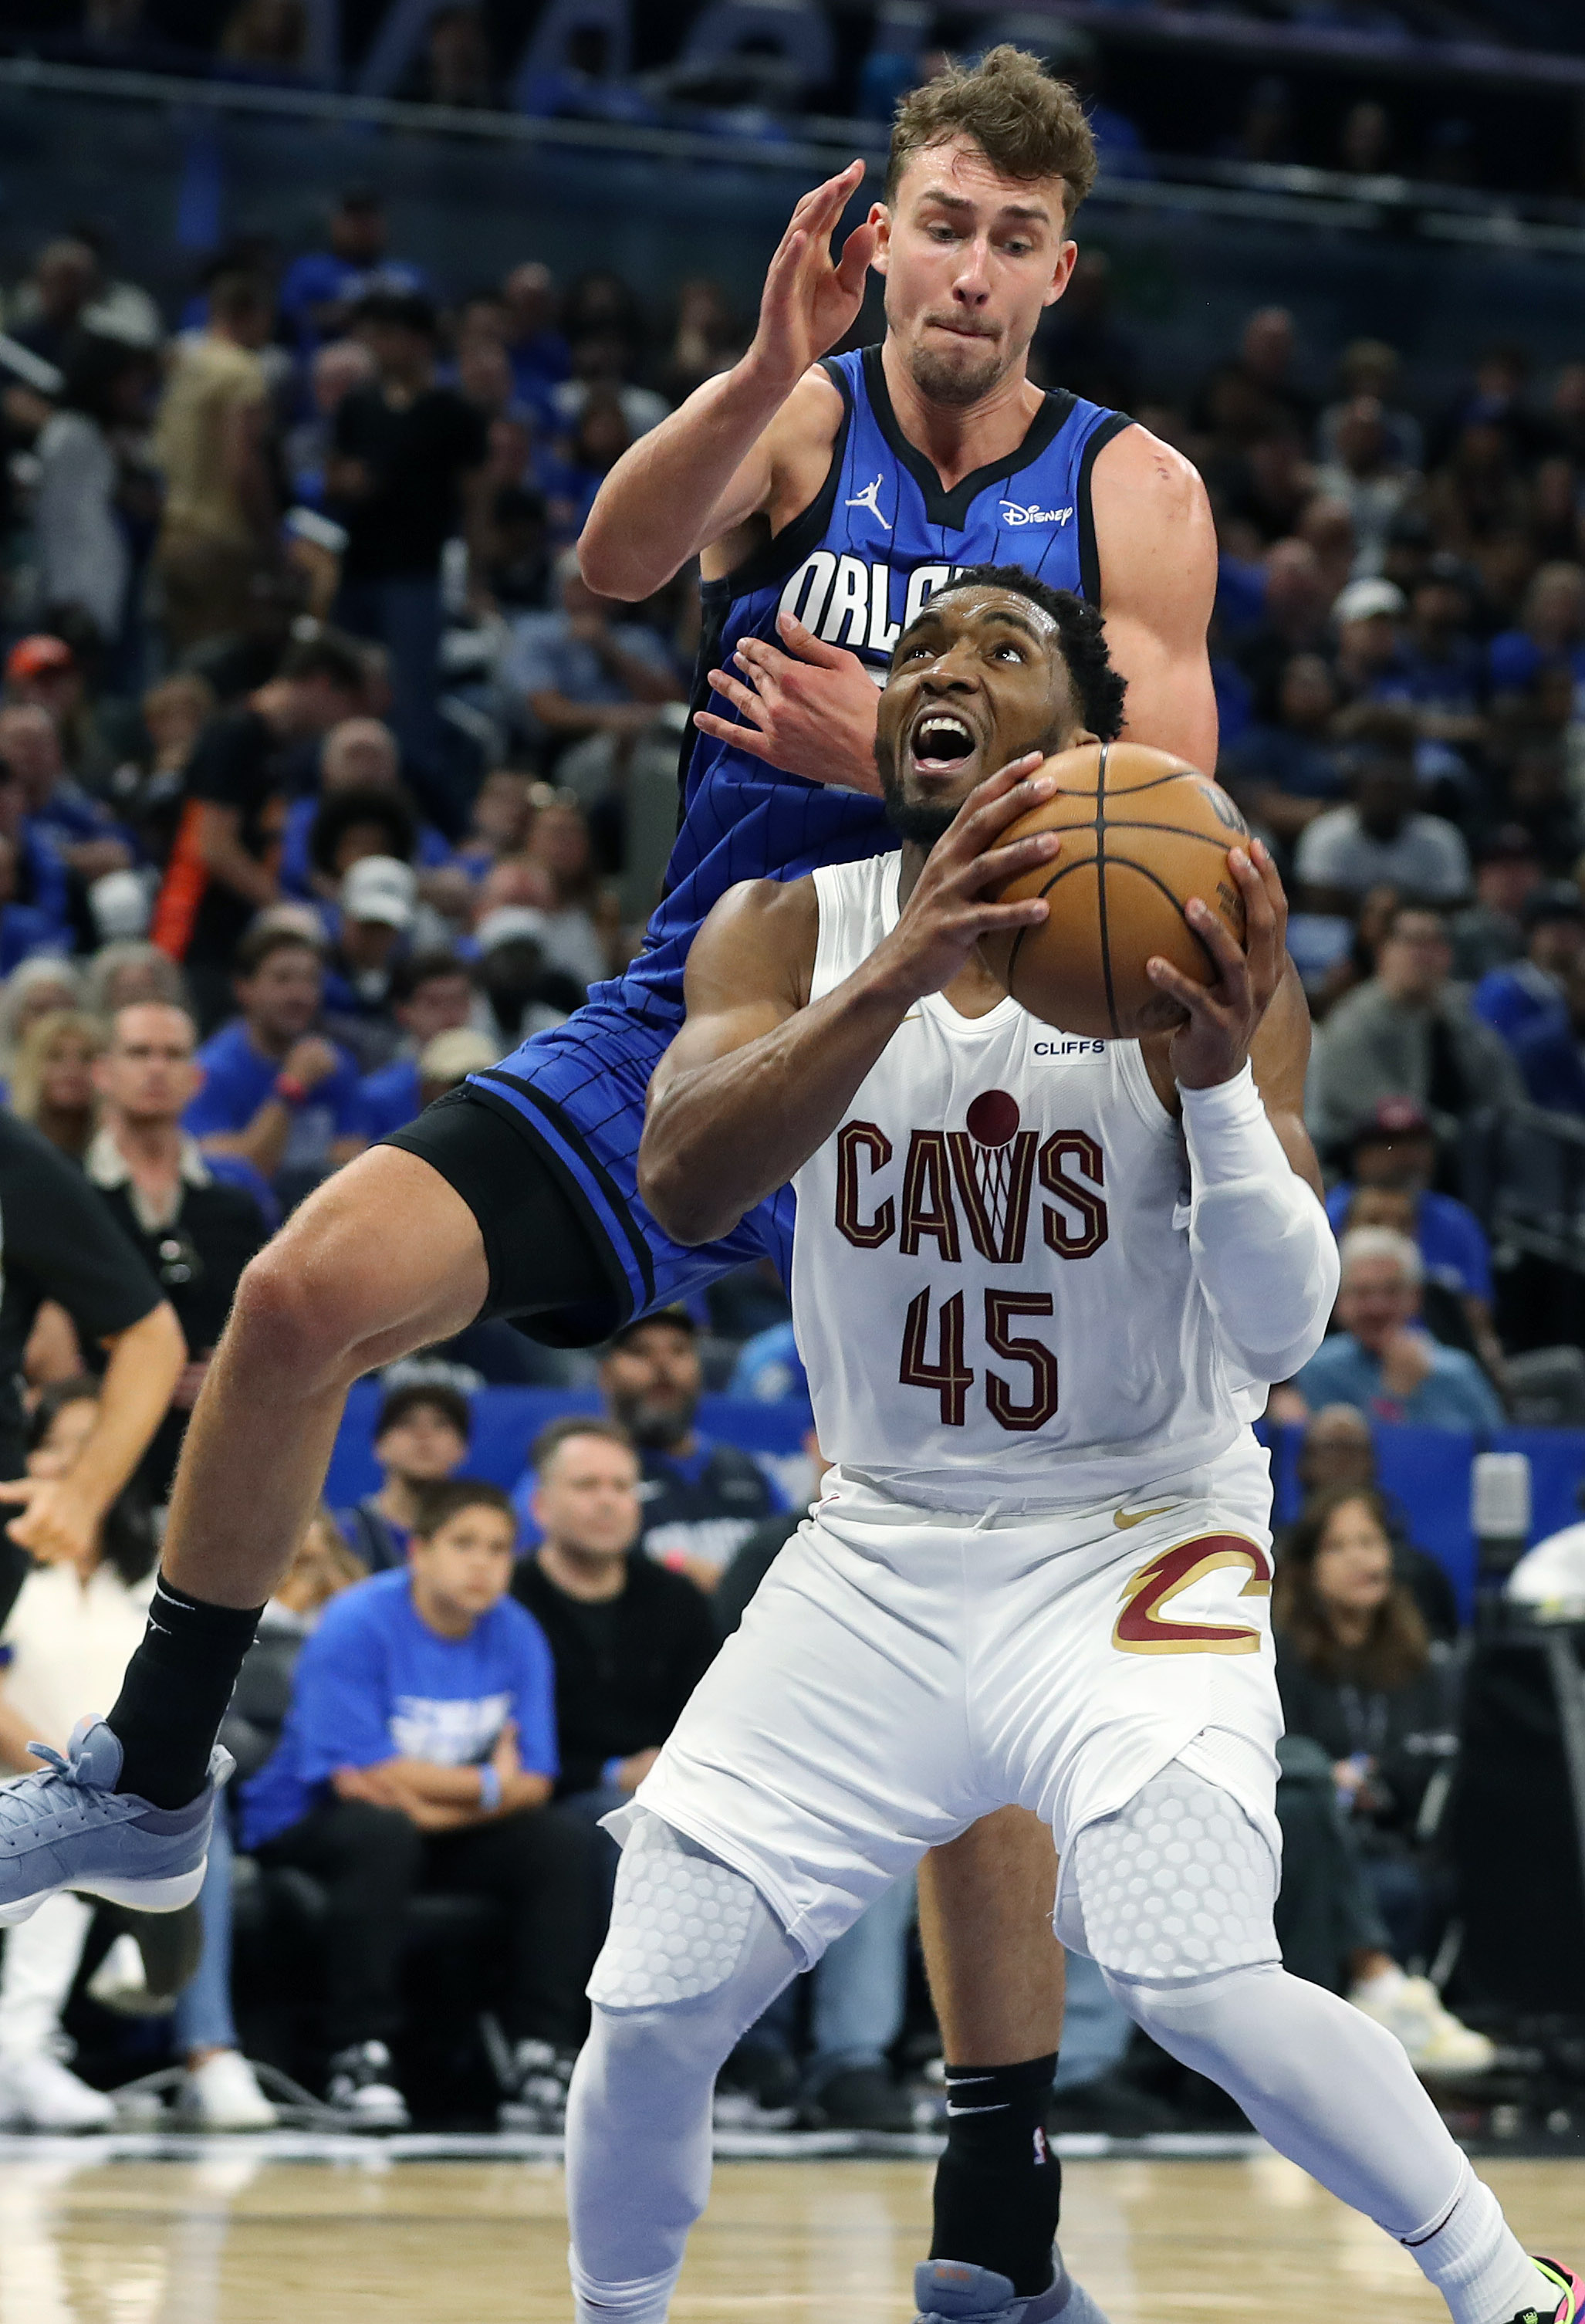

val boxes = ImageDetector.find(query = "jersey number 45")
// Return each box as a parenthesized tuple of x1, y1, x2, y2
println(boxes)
(899, 1288, 1059, 1433)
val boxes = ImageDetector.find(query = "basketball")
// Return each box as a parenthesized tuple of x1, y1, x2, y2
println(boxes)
(979, 741, 1251, 1041)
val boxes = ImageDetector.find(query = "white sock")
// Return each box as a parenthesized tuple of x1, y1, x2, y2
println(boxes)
(569, 2255, 682, 2324)
(1403, 2163, 1560, 2324)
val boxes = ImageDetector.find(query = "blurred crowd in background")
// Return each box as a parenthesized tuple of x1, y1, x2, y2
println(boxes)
(0, 26, 1580, 2140)
(14, 0, 1585, 208)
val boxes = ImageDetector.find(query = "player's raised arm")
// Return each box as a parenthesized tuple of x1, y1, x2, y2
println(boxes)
(640, 754, 1060, 1244)
(1090, 425, 1220, 773)
(578, 162, 877, 601)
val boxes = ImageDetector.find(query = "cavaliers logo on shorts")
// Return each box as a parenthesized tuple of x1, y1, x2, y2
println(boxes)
(1112, 1535, 1273, 1657)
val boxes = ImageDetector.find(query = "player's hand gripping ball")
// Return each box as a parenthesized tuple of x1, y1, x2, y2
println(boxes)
(978, 741, 1249, 1040)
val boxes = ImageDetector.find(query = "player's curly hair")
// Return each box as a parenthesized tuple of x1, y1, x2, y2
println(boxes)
(934, 563, 1127, 742)
(886, 45, 1098, 220)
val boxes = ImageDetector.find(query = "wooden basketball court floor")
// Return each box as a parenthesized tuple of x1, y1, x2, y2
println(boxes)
(4, 2138, 1585, 2324)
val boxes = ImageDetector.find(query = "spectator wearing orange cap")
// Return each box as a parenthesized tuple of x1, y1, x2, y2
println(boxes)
(4, 635, 119, 795)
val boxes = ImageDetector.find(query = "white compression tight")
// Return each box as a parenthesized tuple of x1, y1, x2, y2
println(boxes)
(564, 1812, 804, 2324)
(1061, 1767, 1554, 2324)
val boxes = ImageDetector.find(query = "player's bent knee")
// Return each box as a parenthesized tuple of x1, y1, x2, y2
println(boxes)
(1056, 1764, 1280, 1986)
(228, 1239, 340, 1375)
(588, 1808, 800, 2034)
(228, 1192, 404, 1386)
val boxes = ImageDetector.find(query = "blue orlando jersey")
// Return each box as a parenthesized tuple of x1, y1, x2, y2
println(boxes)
(615, 345, 1127, 1021)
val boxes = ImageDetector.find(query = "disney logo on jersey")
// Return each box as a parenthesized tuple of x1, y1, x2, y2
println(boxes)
(844, 475, 892, 530)
(999, 499, 1073, 529)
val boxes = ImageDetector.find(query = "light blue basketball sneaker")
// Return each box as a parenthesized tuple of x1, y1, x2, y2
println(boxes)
(914, 2255, 1111, 2324)
(0, 1716, 231, 1927)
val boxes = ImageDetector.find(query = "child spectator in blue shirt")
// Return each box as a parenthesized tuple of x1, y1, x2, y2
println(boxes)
(242, 1479, 593, 2130)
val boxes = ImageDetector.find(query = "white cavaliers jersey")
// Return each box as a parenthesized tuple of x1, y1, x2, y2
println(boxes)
(790, 855, 1262, 1511)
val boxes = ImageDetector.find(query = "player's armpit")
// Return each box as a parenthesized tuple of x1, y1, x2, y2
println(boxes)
(1089, 426, 1219, 774)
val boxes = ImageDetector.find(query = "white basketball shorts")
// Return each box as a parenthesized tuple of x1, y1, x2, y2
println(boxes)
(629, 1429, 1282, 1965)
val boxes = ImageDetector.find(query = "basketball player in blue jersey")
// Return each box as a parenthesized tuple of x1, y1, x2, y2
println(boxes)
(0, 42, 1212, 2265)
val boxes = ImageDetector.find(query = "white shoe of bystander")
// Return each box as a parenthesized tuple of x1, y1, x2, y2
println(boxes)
(0, 2048, 116, 2131)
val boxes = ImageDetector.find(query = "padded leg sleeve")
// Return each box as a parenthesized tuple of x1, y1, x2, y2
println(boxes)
(1064, 1768, 1551, 2324)
(565, 1812, 803, 2324)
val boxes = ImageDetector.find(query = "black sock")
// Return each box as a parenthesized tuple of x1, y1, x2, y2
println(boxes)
(106, 1576, 265, 1808)
(930, 2054, 1060, 2298)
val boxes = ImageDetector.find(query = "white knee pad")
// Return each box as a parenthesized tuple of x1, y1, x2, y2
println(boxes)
(1055, 1764, 1279, 1984)
(588, 1808, 768, 2011)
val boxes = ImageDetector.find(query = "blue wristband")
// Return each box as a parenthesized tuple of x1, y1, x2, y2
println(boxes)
(478, 1762, 503, 1812)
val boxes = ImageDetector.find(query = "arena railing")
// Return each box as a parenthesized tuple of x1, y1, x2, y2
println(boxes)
(2, 53, 1584, 261)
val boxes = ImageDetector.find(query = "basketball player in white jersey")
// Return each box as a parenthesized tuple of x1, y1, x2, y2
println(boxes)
(560, 570, 1581, 2324)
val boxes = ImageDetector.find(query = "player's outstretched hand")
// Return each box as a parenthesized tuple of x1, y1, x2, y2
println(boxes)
(873, 753, 1060, 1003)
(1145, 839, 1287, 1091)
(749, 159, 878, 392)
(694, 609, 884, 794)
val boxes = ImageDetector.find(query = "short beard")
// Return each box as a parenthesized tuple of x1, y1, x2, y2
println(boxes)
(610, 1388, 692, 1453)
(878, 721, 1069, 853)
(907, 340, 1004, 408)
(881, 772, 959, 851)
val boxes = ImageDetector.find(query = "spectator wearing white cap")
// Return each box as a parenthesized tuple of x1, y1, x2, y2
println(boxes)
(1331, 575, 1409, 712)
(321, 855, 417, 1068)
(474, 905, 583, 1047)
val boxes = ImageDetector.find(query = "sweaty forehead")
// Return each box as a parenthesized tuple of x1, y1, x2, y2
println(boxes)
(897, 587, 1059, 657)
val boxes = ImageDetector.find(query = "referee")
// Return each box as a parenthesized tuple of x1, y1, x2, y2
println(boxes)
(0, 1112, 184, 1630)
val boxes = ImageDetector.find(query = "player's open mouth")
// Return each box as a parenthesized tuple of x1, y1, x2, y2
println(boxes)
(909, 712, 979, 776)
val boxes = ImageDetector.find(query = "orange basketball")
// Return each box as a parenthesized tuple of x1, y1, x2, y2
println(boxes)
(979, 741, 1249, 1040)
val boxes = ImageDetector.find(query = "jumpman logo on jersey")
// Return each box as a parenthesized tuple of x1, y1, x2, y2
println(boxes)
(844, 475, 891, 529)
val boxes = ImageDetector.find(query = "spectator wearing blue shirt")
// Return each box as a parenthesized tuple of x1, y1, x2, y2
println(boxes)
(1220, 652, 1346, 851)
(318, 854, 417, 1071)
(0, 832, 67, 973)
(508, 550, 682, 756)
(242, 1479, 593, 2129)
(279, 717, 453, 909)
(1488, 563, 1585, 702)
(729, 1321, 809, 1411)
(1293, 1227, 1504, 1431)
(1513, 952, 1585, 1120)
(1370, 560, 1488, 793)
(597, 1309, 786, 1589)
(184, 925, 367, 1203)
(1472, 882, 1583, 1051)
(0, 702, 131, 904)
(1322, 1096, 1502, 1380)
(359, 952, 479, 1138)
(278, 188, 428, 361)
(499, 263, 569, 418)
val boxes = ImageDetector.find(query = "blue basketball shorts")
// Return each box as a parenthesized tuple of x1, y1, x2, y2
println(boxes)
(387, 995, 794, 1348)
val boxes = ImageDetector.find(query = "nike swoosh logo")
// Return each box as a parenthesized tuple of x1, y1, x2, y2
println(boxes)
(1113, 1505, 1175, 1531)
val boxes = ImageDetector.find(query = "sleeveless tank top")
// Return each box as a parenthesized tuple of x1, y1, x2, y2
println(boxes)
(610, 346, 1128, 1024)
(789, 854, 1257, 1514)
